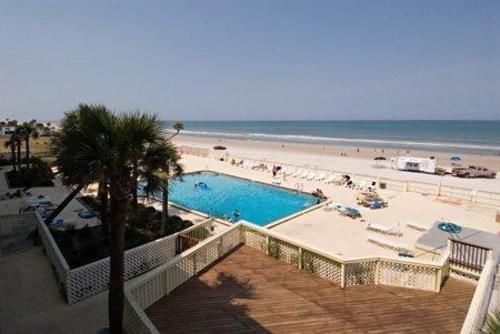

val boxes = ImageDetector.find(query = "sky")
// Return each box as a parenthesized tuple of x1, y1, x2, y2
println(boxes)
(0, 0, 499, 121)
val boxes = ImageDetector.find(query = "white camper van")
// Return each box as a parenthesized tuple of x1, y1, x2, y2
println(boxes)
(391, 157, 436, 174)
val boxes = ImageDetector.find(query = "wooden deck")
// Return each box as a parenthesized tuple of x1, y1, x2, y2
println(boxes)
(146, 245, 476, 333)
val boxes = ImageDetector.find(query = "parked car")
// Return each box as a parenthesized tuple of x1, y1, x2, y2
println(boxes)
(452, 166, 496, 179)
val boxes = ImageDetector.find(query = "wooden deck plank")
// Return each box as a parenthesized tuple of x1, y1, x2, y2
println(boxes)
(146, 245, 475, 333)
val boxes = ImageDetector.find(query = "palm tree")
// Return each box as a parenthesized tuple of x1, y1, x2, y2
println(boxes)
(167, 121, 184, 140)
(18, 122, 39, 169)
(11, 130, 23, 171)
(141, 141, 183, 233)
(52, 104, 165, 333)
(482, 310, 500, 334)
(3, 136, 17, 172)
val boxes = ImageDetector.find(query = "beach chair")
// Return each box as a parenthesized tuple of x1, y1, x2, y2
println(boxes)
(324, 174, 335, 184)
(366, 222, 401, 236)
(406, 222, 429, 232)
(315, 172, 326, 181)
(367, 236, 413, 253)
(339, 206, 361, 218)
(306, 172, 316, 181)
(271, 178, 282, 185)
(324, 202, 343, 211)
(299, 170, 310, 179)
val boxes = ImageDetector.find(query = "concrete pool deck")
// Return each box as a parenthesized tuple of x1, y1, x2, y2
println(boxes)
(181, 154, 500, 260)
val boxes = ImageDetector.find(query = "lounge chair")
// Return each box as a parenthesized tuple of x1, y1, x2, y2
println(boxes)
(306, 172, 316, 181)
(299, 170, 310, 179)
(406, 222, 429, 232)
(315, 172, 326, 181)
(366, 222, 401, 236)
(339, 206, 361, 218)
(324, 202, 343, 211)
(367, 235, 413, 253)
(324, 174, 335, 184)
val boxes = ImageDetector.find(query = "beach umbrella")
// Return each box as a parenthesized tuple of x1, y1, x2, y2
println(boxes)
(449, 156, 461, 161)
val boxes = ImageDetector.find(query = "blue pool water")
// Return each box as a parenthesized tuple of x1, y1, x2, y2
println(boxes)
(160, 171, 318, 226)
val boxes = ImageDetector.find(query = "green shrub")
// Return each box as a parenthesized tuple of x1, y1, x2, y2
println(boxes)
(6, 157, 53, 187)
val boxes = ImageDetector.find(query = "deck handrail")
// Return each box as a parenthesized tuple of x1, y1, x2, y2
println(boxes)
(460, 253, 498, 334)
(239, 220, 448, 270)
(126, 222, 500, 333)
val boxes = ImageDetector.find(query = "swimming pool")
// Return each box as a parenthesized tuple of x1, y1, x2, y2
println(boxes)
(156, 171, 319, 226)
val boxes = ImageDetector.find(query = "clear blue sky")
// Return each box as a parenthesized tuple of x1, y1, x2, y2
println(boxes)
(1, 0, 499, 121)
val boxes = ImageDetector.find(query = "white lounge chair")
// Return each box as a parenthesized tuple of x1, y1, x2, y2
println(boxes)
(367, 236, 413, 253)
(315, 172, 326, 181)
(324, 174, 335, 184)
(406, 222, 429, 232)
(366, 222, 401, 236)
(306, 172, 316, 181)
(299, 170, 310, 179)
(324, 202, 343, 211)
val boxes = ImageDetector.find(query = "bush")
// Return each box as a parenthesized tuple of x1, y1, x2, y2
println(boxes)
(52, 202, 194, 268)
(6, 157, 53, 187)
(51, 225, 108, 268)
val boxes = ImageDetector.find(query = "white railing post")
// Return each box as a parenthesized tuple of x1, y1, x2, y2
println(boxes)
(265, 235, 270, 255)
(340, 263, 346, 288)
(435, 268, 442, 292)
(374, 260, 380, 285)
(298, 247, 303, 270)
(193, 252, 197, 274)
(217, 239, 223, 258)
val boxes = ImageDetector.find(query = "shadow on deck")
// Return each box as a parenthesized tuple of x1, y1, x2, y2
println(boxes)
(146, 245, 475, 333)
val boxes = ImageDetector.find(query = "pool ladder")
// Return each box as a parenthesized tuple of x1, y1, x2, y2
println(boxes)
(295, 182, 304, 191)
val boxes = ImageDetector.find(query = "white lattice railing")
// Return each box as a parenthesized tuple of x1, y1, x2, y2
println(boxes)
(35, 210, 217, 304)
(460, 253, 497, 334)
(240, 222, 448, 292)
(36, 212, 71, 286)
(125, 224, 242, 333)
(65, 219, 215, 304)
(0, 212, 39, 236)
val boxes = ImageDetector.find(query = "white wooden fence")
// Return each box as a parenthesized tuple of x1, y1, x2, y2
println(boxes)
(124, 224, 242, 334)
(35, 212, 216, 304)
(124, 222, 458, 333)
(460, 253, 498, 334)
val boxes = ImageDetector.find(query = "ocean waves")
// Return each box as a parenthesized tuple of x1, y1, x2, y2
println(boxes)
(169, 129, 500, 153)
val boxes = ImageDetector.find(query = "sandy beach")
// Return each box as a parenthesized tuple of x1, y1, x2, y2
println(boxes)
(173, 134, 500, 193)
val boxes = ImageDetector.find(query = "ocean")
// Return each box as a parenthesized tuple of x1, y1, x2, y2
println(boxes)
(164, 120, 500, 155)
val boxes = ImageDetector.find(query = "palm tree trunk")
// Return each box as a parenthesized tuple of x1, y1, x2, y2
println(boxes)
(161, 180, 169, 235)
(45, 184, 85, 225)
(98, 179, 109, 243)
(10, 145, 16, 172)
(16, 140, 22, 170)
(25, 138, 30, 169)
(108, 183, 129, 334)
(131, 162, 138, 211)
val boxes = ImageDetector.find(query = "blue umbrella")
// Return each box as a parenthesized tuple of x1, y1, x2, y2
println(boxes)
(450, 156, 462, 161)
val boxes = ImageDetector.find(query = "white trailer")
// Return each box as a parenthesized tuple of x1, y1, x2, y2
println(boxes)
(391, 157, 436, 174)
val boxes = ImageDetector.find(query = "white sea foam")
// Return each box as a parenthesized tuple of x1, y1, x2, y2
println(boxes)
(169, 129, 500, 152)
